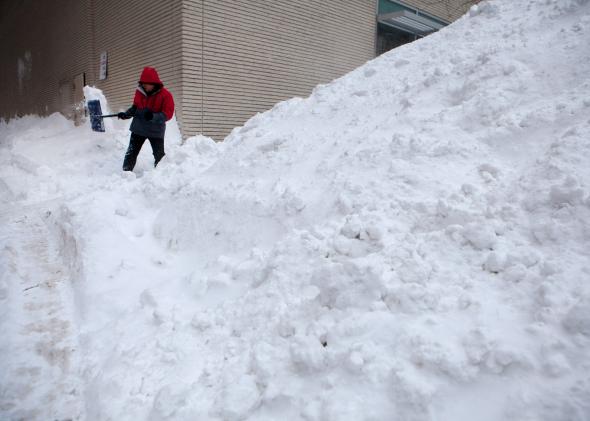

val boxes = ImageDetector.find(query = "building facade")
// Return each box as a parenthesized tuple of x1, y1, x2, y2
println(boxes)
(0, 0, 475, 140)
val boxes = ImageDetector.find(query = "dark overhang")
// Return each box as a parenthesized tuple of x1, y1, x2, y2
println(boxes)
(378, 10, 444, 35)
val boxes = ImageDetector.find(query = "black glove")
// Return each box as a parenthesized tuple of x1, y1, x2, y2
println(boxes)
(144, 110, 153, 121)
(118, 105, 136, 120)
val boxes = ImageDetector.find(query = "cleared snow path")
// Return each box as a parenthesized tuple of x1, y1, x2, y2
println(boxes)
(0, 201, 84, 420)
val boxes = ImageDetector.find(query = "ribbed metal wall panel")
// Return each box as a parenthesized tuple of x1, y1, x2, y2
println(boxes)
(180, 0, 204, 137)
(189, 0, 377, 140)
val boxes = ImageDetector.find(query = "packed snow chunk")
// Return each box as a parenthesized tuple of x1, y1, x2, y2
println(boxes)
(484, 251, 506, 273)
(478, 163, 501, 183)
(543, 352, 572, 377)
(531, 220, 560, 245)
(502, 263, 529, 283)
(549, 176, 585, 207)
(215, 374, 261, 420)
(84, 85, 110, 114)
(339, 215, 364, 240)
(149, 384, 191, 419)
(183, 134, 222, 156)
(311, 260, 384, 310)
(290, 333, 328, 373)
(562, 297, 590, 336)
(460, 223, 498, 251)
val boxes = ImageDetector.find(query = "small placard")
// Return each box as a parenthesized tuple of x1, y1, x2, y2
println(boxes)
(99, 51, 108, 80)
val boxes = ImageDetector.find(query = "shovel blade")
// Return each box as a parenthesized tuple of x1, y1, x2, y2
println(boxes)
(88, 99, 105, 132)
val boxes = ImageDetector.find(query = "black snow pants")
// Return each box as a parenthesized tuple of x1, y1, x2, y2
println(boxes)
(122, 133, 165, 171)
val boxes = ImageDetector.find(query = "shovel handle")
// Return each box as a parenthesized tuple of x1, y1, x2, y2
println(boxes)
(89, 113, 118, 118)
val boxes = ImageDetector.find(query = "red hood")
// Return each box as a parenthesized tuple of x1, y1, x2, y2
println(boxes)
(138, 67, 163, 85)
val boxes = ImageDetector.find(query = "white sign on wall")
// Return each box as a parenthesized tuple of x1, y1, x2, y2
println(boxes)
(99, 51, 108, 80)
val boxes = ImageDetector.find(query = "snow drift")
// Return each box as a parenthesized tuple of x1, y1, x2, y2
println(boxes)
(1, 0, 590, 420)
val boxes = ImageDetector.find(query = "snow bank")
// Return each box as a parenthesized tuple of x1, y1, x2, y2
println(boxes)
(1, 0, 590, 420)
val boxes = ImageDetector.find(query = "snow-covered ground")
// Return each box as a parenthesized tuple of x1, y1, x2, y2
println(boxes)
(2, 0, 590, 419)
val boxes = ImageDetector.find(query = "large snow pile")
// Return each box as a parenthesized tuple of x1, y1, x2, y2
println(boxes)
(2, 0, 590, 419)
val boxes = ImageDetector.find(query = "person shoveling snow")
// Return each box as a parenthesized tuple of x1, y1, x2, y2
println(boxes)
(117, 66, 175, 171)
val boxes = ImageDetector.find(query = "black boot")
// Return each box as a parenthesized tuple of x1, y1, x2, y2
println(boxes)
(122, 134, 146, 171)
(149, 137, 165, 168)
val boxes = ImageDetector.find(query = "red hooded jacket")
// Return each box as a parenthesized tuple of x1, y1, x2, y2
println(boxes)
(132, 67, 174, 121)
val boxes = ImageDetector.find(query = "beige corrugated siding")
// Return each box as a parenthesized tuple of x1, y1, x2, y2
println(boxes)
(180, 0, 204, 136)
(182, 0, 377, 140)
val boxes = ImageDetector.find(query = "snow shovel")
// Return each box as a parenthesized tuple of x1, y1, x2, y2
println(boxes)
(87, 99, 118, 132)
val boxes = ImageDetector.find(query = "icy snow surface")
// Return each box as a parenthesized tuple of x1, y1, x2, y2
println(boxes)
(2, 0, 590, 420)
